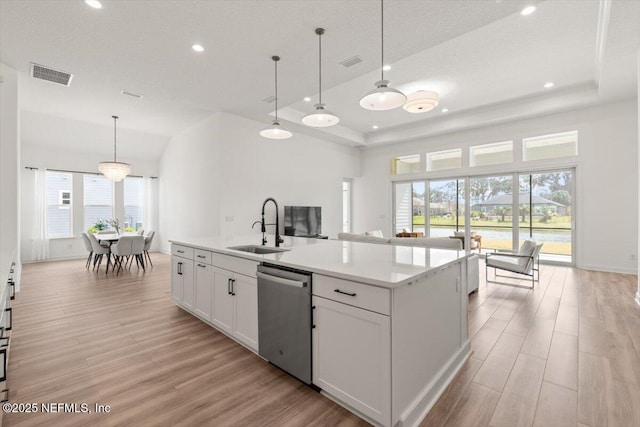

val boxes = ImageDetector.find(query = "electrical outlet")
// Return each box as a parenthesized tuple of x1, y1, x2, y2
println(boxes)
(630, 254, 636, 261)
(225, 216, 234, 222)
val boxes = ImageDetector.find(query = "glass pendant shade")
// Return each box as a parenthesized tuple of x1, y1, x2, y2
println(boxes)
(301, 103, 340, 127)
(403, 90, 440, 113)
(360, 80, 407, 111)
(99, 115, 131, 182)
(260, 120, 292, 139)
(98, 161, 131, 182)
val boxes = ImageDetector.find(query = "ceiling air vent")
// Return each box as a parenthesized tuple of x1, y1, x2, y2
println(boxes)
(30, 62, 73, 86)
(262, 95, 276, 104)
(340, 56, 362, 68)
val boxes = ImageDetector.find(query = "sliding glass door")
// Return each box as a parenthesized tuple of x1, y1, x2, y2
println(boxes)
(519, 170, 573, 262)
(393, 169, 574, 264)
(469, 175, 515, 251)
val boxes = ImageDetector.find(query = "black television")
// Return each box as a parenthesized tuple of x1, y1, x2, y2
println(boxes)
(284, 206, 322, 237)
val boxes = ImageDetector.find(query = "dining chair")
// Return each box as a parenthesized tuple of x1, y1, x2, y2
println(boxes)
(81, 233, 94, 269)
(485, 240, 543, 289)
(130, 235, 146, 271)
(88, 232, 111, 272)
(143, 231, 155, 267)
(110, 236, 134, 275)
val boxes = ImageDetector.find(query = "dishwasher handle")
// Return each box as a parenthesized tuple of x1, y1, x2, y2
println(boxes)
(257, 272, 307, 288)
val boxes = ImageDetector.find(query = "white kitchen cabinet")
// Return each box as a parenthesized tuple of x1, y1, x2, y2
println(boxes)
(194, 261, 213, 322)
(211, 267, 234, 336)
(211, 266, 258, 351)
(232, 273, 258, 350)
(312, 295, 391, 426)
(171, 255, 193, 309)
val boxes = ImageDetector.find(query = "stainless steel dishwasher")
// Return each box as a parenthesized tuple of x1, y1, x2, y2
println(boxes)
(257, 263, 312, 384)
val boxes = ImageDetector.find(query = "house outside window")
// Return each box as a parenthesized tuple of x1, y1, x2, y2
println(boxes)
(46, 171, 73, 238)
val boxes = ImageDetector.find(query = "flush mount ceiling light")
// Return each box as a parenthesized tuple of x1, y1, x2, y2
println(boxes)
(85, 0, 102, 9)
(360, 0, 406, 111)
(98, 116, 131, 181)
(403, 90, 440, 113)
(302, 28, 339, 128)
(260, 56, 293, 140)
(520, 5, 536, 16)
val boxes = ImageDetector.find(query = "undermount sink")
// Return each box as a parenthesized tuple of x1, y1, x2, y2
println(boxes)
(227, 245, 290, 255)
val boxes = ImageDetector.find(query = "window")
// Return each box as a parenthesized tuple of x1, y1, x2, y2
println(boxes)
(523, 131, 578, 161)
(427, 149, 462, 171)
(46, 171, 73, 238)
(470, 141, 513, 167)
(391, 154, 420, 175)
(83, 175, 113, 232)
(124, 177, 144, 231)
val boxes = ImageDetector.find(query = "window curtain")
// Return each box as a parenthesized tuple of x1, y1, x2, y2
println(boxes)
(31, 169, 49, 260)
(143, 177, 158, 239)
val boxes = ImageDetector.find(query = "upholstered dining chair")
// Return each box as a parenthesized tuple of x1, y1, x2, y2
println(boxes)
(87, 232, 111, 272)
(485, 240, 543, 289)
(130, 235, 146, 271)
(81, 233, 93, 269)
(143, 231, 155, 267)
(110, 235, 134, 275)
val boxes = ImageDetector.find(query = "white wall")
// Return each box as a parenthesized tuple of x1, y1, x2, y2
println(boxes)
(158, 112, 361, 253)
(20, 115, 162, 262)
(0, 63, 21, 286)
(354, 100, 638, 274)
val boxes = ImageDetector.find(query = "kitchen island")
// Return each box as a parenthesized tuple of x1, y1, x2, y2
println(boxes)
(169, 235, 471, 427)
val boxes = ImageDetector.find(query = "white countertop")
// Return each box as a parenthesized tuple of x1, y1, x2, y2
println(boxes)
(169, 234, 469, 288)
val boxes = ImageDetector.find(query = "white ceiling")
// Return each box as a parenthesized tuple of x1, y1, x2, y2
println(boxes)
(1, 0, 638, 156)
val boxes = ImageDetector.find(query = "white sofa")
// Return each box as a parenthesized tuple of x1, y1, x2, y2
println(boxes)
(337, 232, 463, 250)
(336, 231, 479, 294)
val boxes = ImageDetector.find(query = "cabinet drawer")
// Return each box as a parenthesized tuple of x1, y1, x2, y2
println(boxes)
(172, 244, 194, 259)
(313, 275, 390, 316)
(194, 249, 212, 265)
(212, 253, 259, 278)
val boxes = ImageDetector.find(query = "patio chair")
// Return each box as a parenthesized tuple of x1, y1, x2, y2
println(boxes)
(485, 240, 543, 289)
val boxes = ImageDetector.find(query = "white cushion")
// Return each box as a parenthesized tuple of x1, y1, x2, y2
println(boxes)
(453, 231, 465, 237)
(365, 229, 384, 238)
(486, 255, 528, 273)
(518, 240, 536, 257)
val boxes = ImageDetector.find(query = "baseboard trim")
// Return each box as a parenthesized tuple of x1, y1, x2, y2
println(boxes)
(579, 263, 638, 275)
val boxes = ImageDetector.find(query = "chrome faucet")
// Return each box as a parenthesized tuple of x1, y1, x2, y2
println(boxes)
(261, 197, 284, 247)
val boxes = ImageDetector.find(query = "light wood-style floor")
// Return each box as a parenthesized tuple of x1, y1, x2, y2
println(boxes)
(4, 254, 640, 427)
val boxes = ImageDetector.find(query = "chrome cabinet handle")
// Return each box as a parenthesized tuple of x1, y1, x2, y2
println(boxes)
(334, 289, 356, 297)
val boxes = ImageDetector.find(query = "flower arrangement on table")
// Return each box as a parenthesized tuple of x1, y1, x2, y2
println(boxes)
(87, 218, 121, 234)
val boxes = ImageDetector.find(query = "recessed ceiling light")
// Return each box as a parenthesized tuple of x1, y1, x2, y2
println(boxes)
(544, 82, 554, 89)
(85, 0, 102, 9)
(304, 97, 311, 102)
(520, 5, 536, 16)
(441, 108, 449, 113)
(382, 65, 391, 71)
(372, 125, 379, 130)
(192, 44, 204, 53)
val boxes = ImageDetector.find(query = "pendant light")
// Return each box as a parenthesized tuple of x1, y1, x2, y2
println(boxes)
(360, 0, 406, 111)
(260, 56, 292, 139)
(98, 115, 131, 182)
(302, 28, 339, 127)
